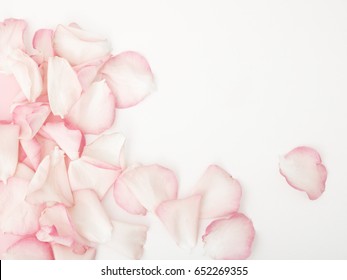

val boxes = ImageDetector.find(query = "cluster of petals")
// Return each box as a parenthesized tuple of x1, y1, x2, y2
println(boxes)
(0, 18, 255, 260)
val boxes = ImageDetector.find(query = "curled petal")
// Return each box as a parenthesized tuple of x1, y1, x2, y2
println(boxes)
(103, 220, 148, 259)
(12, 102, 50, 140)
(53, 24, 111, 66)
(41, 122, 83, 160)
(68, 189, 113, 243)
(0, 177, 41, 235)
(156, 195, 201, 248)
(2, 237, 54, 260)
(192, 165, 242, 219)
(100, 51, 155, 108)
(203, 213, 255, 260)
(114, 165, 178, 213)
(47, 56, 82, 118)
(8, 49, 43, 101)
(52, 244, 96, 260)
(82, 133, 125, 168)
(68, 158, 121, 199)
(33, 29, 54, 60)
(26, 147, 73, 206)
(0, 124, 19, 183)
(279, 146, 327, 200)
(0, 73, 21, 121)
(66, 80, 116, 134)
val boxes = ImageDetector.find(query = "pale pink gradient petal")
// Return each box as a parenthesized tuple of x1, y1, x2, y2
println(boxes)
(33, 29, 54, 59)
(12, 102, 50, 140)
(0, 177, 41, 235)
(0, 233, 22, 257)
(0, 124, 19, 183)
(82, 133, 125, 167)
(8, 49, 43, 101)
(52, 244, 96, 260)
(41, 122, 83, 160)
(0, 73, 21, 121)
(14, 162, 35, 181)
(26, 147, 73, 206)
(68, 158, 121, 199)
(35, 134, 57, 161)
(47, 56, 82, 118)
(103, 220, 148, 259)
(279, 146, 327, 200)
(66, 80, 116, 134)
(20, 138, 41, 170)
(203, 213, 255, 260)
(0, 19, 27, 71)
(53, 24, 111, 66)
(113, 177, 147, 216)
(114, 165, 178, 213)
(68, 190, 113, 243)
(2, 237, 54, 260)
(156, 195, 201, 248)
(100, 51, 155, 108)
(192, 165, 242, 219)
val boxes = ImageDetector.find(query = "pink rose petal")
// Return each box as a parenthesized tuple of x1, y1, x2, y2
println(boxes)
(53, 24, 111, 66)
(0, 233, 22, 257)
(68, 157, 121, 199)
(8, 49, 43, 101)
(47, 56, 82, 118)
(156, 195, 201, 248)
(12, 102, 51, 140)
(279, 146, 327, 200)
(203, 213, 255, 260)
(192, 165, 242, 219)
(26, 147, 73, 206)
(0, 73, 21, 121)
(0, 124, 19, 183)
(82, 133, 125, 168)
(100, 51, 155, 108)
(52, 244, 96, 260)
(114, 164, 178, 213)
(20, 138, 41, 170)
(68, 189, 113, 243)
(2, 237, 54, 260)
(33, 29, 54, 60)
(66, 80, 116, 134)
(41, 122, 84, 160)
(103, 220, 148, 259)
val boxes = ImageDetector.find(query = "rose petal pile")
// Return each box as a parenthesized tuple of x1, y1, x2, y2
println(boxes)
(0, 18, 255, 260)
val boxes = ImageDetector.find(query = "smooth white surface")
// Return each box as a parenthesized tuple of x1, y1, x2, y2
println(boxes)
(2, 0, 347, 259)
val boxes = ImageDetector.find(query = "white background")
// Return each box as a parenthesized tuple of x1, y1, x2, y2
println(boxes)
(1, 0, 347, 259)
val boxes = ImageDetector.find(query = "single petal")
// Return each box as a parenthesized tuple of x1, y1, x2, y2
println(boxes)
(203, 213, 255, 260)
(192, 165, 242, 219)
(68, 189, 113, 243)
(12, 102, 51, 140)
(26, 147, 73, 206)
(41, 122, 83, 160)
(0, 73, 21, 121)
(156, 195, 201, 248)
(66, 80, 116, 134)
(33, 29, 54, 60)
(47, 56, 82, 118)
(100, 51, 155, 108)
(0, 233, 22, 257)
(52, 244, 96, 260)
(8, 49, 43, 101)
(2, 237, 54, 260)
(0, 18, 27, 72)
(82, 133, 125, 167)
(53, 24, 111, 66)
(103, 220, 148, 259)
(0, 124, 19, 183)
(68, 158, 121, 199)
(279, 146, 327, 200)
(0, 177, 41, 235)
(114, 165, 178, 213)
